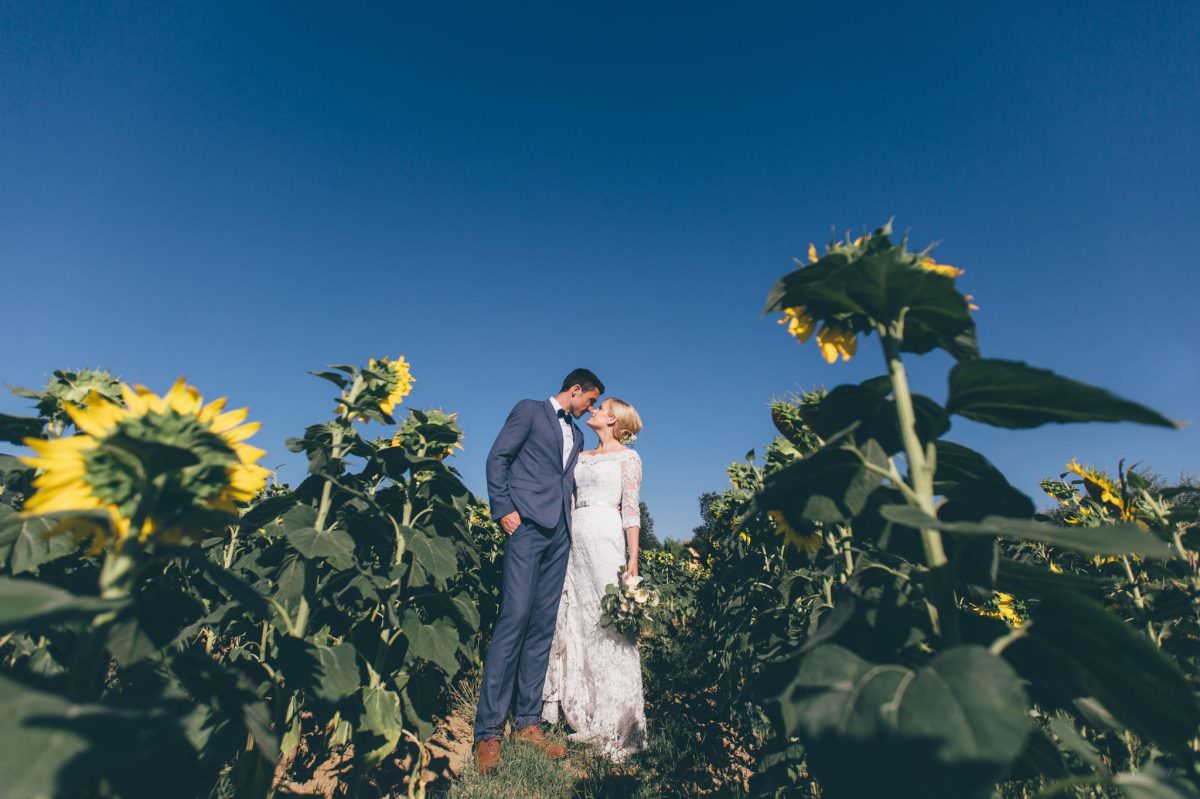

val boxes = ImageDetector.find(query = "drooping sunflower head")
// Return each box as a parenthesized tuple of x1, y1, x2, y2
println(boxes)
(768, 509, 823, 556)
(1064, 458, 1126, 518)
(20, 379, 270, 551)
(768, 221, 979, 364)
(336, 356, 416, 423)
(14, 367, 125, 436)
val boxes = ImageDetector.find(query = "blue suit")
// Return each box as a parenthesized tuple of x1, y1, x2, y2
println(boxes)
(475, 399, 581, 741)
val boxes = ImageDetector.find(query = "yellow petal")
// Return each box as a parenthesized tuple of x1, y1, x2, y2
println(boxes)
(164, 378, 202, 415)
(211, 407, 249, 434)
(198, 397, 228, 424)
(65, 393, 125, 437)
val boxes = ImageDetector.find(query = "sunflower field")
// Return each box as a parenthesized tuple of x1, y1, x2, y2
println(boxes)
(3, 222, 1198, 799)
(0, 360, 503, 798)
(663, 222, 1200, 798)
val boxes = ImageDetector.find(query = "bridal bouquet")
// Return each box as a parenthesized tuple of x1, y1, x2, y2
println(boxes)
(600, 568, 661, 641)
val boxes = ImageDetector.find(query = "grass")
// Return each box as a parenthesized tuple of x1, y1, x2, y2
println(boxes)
(430, 676, 667, 799)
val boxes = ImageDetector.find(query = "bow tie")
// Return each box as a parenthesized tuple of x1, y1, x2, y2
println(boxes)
(557, 408, 572, 422)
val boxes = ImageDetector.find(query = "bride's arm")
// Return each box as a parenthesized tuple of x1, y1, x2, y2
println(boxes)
(620, 453, 643, 576)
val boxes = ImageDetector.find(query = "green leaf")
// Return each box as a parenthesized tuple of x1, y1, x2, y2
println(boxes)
(800, 379, 949, 456)
(1112, 763, 1200, 799)
(933, 441, 1008, 492)
(159, 543, 271, 619)
(1005, 589, 1200, 751)
(5, 513, 77, 575)
(0, 413, 43, 445)
(995, 557, 1110, 598)
(0, 577, 125, 631)
(766, 644, 1029, 797)
(450, 593, 481, 632)
(405, 528, 459, 584)
(310, 642, 361, 710)
(0, 674, 200, 799)
(404, 613, 461, 676)
(880, 505, 1174, 558)
(282, 505, 356, 570)
(354, 686, 405, 771)
(946, 359, 1178, 429)
(753, 435, 886, 524)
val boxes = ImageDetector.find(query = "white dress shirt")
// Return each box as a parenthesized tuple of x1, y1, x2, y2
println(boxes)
(548, 397, 574, 469)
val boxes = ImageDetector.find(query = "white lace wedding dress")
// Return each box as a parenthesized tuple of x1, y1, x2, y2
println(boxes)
(541, 448, 648, 761)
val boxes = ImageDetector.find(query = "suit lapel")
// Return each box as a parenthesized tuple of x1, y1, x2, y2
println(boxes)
(543, 400, 566, 472)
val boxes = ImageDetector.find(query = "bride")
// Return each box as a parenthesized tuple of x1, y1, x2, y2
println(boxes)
(541, 397, 648, 761)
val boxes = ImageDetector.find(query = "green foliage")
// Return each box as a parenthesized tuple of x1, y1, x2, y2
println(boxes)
(702, 222, 1200, 797)
(0, 361, 499, 798)
(12, 368, 124, 434)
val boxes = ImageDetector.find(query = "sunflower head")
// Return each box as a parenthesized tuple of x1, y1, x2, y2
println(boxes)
(768, 509, 823, 556)
(1064, 458, 1127, 518)
(20, 379, 269, 552)
(13, 368, 124, 436)
(335, 356, 416, 423)
(768, 221, 979, 363)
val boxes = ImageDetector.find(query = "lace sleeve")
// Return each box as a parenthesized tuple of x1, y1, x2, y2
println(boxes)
(619, 451, 642, 529)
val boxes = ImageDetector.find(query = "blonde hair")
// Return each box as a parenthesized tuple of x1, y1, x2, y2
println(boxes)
(605, 398, 643, 445)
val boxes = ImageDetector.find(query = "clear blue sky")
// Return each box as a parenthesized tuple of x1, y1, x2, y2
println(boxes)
(2, 2, 1197, 539)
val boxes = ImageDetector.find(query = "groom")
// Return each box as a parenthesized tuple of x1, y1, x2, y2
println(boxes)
(473, 368, 604, 774)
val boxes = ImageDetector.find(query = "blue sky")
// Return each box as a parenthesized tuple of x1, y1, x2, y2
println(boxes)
(2, 2, 1197, 539)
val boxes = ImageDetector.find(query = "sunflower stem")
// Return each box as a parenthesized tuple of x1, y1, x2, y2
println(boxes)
(314, 426, 347, 534)
(881, 320, 957, 643)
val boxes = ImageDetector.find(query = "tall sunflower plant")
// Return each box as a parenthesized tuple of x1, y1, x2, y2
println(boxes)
(204, 357, 489, 797)
(747, 221, 1198, 797)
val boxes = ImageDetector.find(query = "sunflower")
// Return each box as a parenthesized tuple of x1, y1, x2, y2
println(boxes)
(768, 510, 823, 556)
(973, 592, 1023, 626)
(338, 356, 415, 422)
(1064, 458, 1127, 518)
(779, 307, 817, 343)
(374, 356, 415, 417)
(21, 379, 270, 551)
(815, 323, 858, 364)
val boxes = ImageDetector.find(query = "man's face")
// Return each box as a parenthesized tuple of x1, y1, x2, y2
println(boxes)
(567, 387, 601, 417)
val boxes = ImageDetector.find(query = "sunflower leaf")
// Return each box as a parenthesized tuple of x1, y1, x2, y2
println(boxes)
(880, 505, 1174, 558)
(946, 359, 1178, 429)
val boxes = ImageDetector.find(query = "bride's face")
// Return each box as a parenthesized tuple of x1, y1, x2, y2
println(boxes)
(586, 400, 616, 433)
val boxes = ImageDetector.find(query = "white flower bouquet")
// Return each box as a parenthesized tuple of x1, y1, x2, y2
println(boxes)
(600, 568, 661, 641)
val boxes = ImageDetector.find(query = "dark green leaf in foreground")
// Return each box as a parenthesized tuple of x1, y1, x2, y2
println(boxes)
(765, 644, 1029, 798)
(0, 674, 199, 799)
(0, 413, 43, 445)
(946, 359, 1178, 429)
(880, 505, 1173, 558)
(0, 577, 125, 631)
(1005, 589, 1200, 752)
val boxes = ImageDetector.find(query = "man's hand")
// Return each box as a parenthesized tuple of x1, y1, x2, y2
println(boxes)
(500, 511, 522, 535)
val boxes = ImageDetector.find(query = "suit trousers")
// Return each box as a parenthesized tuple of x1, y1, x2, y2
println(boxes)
(473, 511, 571, 741)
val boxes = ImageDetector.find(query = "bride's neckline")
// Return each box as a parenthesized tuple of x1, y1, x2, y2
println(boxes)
(579, 448, 633, 458)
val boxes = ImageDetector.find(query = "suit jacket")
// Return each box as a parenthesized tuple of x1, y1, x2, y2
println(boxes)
(486, 399, 582, 531)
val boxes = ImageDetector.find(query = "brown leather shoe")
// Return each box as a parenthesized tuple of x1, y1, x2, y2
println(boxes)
(512, 724, 567, 759)
(474, 738, 502, 775)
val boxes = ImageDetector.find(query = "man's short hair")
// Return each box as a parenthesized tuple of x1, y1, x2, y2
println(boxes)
(561, 368, 605, 395)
